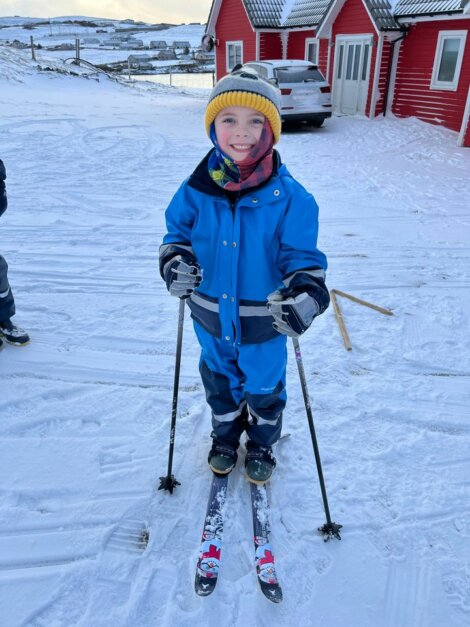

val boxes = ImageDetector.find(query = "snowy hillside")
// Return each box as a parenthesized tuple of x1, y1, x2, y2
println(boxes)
(1, 47, 470, 627)
(0, 18, 204, 48)
(0, 17, 205, 70)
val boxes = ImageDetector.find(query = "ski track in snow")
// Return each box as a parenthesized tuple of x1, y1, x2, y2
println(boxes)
(0, 47, 469, 626)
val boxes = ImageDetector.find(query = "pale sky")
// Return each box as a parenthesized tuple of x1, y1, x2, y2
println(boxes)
(0, 1, 213, 24)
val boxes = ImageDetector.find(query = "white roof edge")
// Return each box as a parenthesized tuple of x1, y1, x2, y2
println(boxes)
(205, 0, 223, 36)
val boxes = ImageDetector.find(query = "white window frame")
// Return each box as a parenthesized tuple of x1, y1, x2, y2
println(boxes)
(431, 30, 467, 91)
(226, 40, 243, 72)
(305, 37, 319, 64)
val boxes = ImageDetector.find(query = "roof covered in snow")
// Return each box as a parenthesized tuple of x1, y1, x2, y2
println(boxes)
(283, 0, 334, 26)
(241, 0, 332, 26)
(243, 0, 399, 29)
(364, 0, 400, 29)
(394, 0, 464, 15)
(242, 0, 284, 26)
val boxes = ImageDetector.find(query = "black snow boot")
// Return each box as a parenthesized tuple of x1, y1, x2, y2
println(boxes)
(208, 440, 238, 476)
(0, 319, 30, 346)
(245, 440, 276, 484)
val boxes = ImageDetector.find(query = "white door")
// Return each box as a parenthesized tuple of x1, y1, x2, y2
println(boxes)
(334, 38, 372, 115)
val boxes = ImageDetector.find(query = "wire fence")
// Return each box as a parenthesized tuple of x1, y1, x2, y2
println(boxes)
(15, 36, 215, 89)
(132, 72, 215, 89)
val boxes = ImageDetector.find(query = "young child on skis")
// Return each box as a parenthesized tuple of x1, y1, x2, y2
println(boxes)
(0, 159, 30, 348)
(159, 67, 329, 484)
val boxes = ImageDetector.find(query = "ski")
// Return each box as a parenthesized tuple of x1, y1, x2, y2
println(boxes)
(194, 473, 228, 596)
(250, 481, 283, 603)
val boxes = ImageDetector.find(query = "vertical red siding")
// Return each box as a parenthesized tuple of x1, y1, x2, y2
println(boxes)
(287, 30, 316, 58)
(259, 32, 282, 60)
(375, 39, 392, 116)
(330, 0, 377, 115)
(215, 0, 256, 79)
(392, 20, 470, 133)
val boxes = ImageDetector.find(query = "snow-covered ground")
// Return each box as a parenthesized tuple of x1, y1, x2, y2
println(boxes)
(1, 46, 470, 627)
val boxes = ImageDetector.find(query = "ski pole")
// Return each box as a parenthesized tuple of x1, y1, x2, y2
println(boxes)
(292, 337, 342, 540)
(159, 297, 185, 494)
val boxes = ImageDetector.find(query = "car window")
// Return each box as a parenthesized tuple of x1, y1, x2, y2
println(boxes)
(274, 66, 324, 83)
(245, 63, 268, 79)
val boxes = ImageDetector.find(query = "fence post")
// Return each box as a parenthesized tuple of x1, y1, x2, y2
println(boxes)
(75, 38, 80, 65)
(30, 36, 36, 61)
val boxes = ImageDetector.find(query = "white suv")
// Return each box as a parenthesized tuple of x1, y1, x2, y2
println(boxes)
(242, 59, 332, 127)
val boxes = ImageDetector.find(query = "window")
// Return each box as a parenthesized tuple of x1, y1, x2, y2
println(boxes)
(245, 63, 268, 78)
(226, 41, 243, 72)
(337, 44, 344, 79)
(431, 31, 467, 91)
(274, 65, 325, 83)
(305, 38, 319, 65)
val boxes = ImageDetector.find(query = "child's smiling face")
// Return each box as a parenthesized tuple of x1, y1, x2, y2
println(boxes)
(214, 106, 265, 162)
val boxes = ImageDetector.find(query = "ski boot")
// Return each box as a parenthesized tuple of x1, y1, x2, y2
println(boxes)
(208, 441, 238, 476)
(245, 440, 276, 484)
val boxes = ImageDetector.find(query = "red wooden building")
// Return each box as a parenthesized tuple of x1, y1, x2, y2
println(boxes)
(391, 0, 470, 147)
(204, 0, 470, 146)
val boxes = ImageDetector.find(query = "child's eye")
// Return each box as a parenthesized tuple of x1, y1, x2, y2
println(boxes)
(221, 117, 235, 124)
(251, 118, 264, 125)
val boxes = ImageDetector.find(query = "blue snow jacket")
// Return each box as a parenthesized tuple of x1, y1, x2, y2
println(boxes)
(160, 150, 329, 345)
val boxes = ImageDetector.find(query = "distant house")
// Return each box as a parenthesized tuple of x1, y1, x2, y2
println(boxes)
(83, 38, 101, 45)
(108, 34, 128, 44)
(194, 50, 216, 62)
(52, 43, 75, 51)
(120, 39, 144, 49)
(204, 0, 470, 147)
(172, 40, 191, 49)
(128, 54, 151, 62)
(156, 49, 177, 60)
(150, 40, 168, 49)
(128, 54, 153, 70)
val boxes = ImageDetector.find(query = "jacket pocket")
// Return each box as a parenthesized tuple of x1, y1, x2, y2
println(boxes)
(188, 291, 222, 338)
(239, 299, 280, 344)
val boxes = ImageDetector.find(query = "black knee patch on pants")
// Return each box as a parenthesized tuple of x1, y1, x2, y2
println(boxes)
(245, 380, 285, 447)
(200, 360, 245, 447)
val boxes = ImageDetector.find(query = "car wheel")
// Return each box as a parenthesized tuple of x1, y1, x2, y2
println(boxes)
(308, 117, 326, 128)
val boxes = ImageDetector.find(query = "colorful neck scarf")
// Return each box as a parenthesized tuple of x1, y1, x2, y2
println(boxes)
(208, 120, 274, 192)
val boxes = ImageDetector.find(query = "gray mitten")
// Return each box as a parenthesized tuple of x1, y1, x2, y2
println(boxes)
(163, 255, 202, 298)
(267, 289, 319, 337)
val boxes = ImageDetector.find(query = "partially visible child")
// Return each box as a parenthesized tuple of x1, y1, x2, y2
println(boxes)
(159, 68, 329, 484)
(0, 159, 30, 348)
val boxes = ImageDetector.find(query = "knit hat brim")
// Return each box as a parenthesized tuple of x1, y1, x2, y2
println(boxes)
(205, 91, 281, 144)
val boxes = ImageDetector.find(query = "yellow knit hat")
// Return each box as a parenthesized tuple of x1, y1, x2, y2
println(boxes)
(205, 68, 282, 144)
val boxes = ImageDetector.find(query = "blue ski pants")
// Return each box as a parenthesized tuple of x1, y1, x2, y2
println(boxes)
(194, 322, 287, 448)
